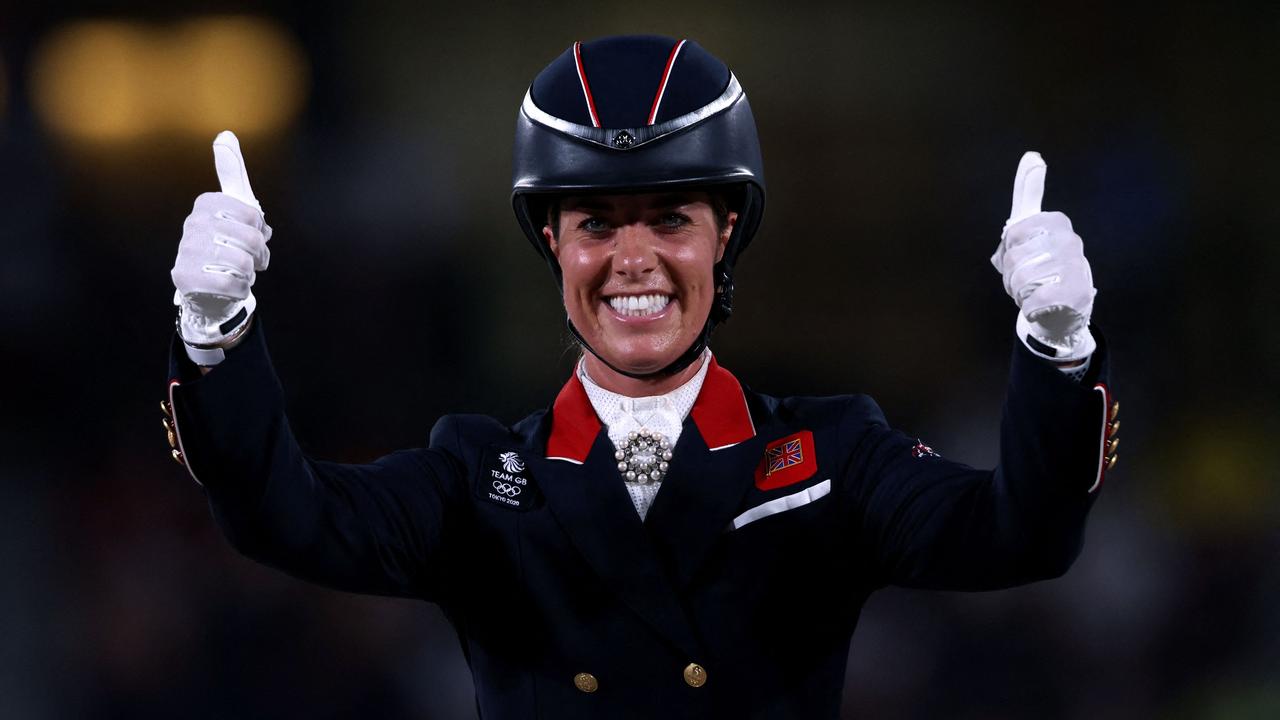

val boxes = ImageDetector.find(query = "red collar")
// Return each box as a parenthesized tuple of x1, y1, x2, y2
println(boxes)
(545, 356, 756, 463)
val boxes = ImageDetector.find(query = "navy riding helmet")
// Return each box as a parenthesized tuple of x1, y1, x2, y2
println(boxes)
(511, 35, 766, 379)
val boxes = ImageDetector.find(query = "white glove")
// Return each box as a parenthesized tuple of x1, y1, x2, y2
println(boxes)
(990, 152, 1097, 363)
(171, 131, 272, 364)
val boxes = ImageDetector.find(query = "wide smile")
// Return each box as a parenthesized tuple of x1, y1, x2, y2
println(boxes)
(601, 292, 676, 323)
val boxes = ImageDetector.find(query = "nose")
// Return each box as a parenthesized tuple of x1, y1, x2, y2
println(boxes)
(612, 224, 657, 278)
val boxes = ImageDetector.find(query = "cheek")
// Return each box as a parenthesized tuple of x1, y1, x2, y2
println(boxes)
(560, 247, 605, 298)
(670, 246, 716, 298)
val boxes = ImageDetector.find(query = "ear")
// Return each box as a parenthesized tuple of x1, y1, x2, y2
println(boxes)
(542, 224, 559, 257)
(715, 211, 738, 263)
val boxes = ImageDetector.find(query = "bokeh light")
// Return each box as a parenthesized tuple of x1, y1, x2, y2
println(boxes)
(29, 16, 308, 142)
(28, 21, 153, 141)
(172, 16, 309, 137)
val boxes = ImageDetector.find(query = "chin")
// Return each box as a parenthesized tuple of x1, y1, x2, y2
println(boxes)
(593, 335, 690, 375)
(601, 347, 675, 374)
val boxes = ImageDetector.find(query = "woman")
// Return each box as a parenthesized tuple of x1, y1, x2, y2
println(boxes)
(162, 35, 1118, 719)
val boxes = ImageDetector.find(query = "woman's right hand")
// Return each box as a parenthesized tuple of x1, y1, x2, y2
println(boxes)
(170, 130, 272, 363)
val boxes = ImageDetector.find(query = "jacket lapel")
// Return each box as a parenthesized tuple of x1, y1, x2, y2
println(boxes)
(644, 418, 762, 589)
(537, 373, 702, 659)
(644, 358, 761, 588)
(638, 357, 763, 590)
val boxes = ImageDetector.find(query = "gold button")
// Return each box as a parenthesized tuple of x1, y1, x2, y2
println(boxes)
(573, 672, 598, 693)
(1106, 438, 1119, 455)
(683, 663, 707, 688)
(1106, 454, 1118, 471)
(170, 448, 185, 466)
(161, 400, 173, 417)
(163, 418, 177, 449)
(1109, 400, 1120, 421)
(1107, 420, 1120, 438)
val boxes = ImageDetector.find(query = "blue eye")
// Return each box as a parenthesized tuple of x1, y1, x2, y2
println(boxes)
(579, 217, 609, 233)
(659, 213, 690, 227)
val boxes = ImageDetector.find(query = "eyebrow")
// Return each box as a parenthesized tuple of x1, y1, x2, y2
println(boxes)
(561, 197, 613, 212)
(649, 193, 699, 209)
(561, 193, 700, 213)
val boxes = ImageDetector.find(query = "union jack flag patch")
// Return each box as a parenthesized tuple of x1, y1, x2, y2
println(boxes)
(755, 430, 817, 490)
(767, 438, 804, 474)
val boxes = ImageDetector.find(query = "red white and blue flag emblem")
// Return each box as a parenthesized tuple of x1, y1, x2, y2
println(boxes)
(767, 438, 804, 474)
(755, 430, 817, 490)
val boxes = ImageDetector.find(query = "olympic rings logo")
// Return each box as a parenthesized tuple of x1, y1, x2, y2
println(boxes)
(492, 481, 522, 497)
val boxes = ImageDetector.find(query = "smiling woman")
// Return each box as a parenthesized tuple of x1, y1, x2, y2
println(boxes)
(511, 37, 767, 390)
(547, 192, 736, 393)
(162, 33, 1118, 720)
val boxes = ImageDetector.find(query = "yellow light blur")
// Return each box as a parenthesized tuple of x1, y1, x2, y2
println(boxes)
(29, 16, 308, 142)
(29, 21, 155, 141)
(173, 17, 309, 137)
(1159, 422, 1277, 537)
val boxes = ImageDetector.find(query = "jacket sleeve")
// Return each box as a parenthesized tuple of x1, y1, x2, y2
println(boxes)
(841, 329, 1116, 591)
(164, 319, 468, 601)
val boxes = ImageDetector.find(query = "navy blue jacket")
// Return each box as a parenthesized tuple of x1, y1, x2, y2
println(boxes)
(162, 320, 1117, 719)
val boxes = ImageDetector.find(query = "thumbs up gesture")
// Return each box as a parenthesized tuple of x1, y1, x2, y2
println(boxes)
(171, 131, 273, 361)
(990, 152, 1097, 363)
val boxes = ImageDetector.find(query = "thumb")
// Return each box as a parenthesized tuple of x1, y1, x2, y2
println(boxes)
(1008, 151, 1046, 225)
(212, 130, 261, 212)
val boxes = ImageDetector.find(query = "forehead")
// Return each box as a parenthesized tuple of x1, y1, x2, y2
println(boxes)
(559, 191, 712, 213)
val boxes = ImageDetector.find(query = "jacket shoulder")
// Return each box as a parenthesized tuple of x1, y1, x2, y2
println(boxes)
(428, 409, 550, 465)
(746, 388, 888, 430)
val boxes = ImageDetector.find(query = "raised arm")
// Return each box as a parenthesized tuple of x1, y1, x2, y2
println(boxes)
(163, 132, 466, 600)
(842, 338, 1114, 591)
(842, 152, 1119, 590)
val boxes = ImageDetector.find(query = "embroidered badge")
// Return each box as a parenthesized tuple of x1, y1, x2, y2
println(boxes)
(498, 451, 524, 474)
(477, 447, 542, 511)
(911, 439, 941, 459)
(754, 429, 817, 491)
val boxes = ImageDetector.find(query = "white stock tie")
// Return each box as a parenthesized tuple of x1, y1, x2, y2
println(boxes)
(577, 353, 711, 519)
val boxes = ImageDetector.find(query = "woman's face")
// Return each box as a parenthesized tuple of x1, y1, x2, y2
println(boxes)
(545, 192, 734, 376)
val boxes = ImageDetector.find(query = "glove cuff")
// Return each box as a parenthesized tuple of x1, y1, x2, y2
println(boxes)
(183, 343, 228, 367)
(1016, 311, 1097, 363)
(174, 292, 256, 347)
(178, 313, 255, 367)
(174, 294, 256, 367)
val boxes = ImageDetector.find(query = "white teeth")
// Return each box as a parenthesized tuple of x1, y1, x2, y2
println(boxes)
(608, 293, 671, 317)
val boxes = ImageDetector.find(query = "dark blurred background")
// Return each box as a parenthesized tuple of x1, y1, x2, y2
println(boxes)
(1, 1, 1277, 718)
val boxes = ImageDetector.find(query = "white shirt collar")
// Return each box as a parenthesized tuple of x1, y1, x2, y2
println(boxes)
(577, 351, 711, 447)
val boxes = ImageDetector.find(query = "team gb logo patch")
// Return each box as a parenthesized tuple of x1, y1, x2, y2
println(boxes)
(477, 448, 541, 511)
